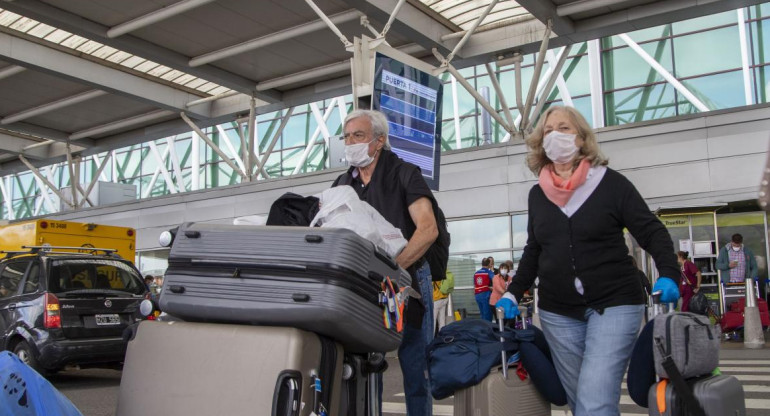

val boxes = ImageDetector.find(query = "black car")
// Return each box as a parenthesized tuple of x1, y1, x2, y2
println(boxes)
(0, 247, 148, 375)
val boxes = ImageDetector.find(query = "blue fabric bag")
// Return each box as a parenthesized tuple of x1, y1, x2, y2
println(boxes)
(0, 351, 83, 416)
(427, 319, 533, 400)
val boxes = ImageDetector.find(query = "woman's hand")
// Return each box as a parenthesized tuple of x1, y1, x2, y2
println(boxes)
(653, 277, 680, 303)
(495, 293, 521, 319)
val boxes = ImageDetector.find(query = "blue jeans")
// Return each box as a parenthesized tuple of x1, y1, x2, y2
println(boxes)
(397, 260, 434, 416)
(539, 305, 644, 416)
(475, 291, 492, 321)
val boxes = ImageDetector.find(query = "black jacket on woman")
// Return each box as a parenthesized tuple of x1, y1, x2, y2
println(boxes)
(507, 168, 680, 320)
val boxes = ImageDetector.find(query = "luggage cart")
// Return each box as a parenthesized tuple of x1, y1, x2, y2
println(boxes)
(719, 281, 760, 316)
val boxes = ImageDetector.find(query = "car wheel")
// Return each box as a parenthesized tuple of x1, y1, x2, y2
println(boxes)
(13, 341, 45, 375)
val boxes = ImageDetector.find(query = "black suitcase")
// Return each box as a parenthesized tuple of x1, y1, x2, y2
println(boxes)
(647, 373, 746, 416)
(159, 222, 412, 352)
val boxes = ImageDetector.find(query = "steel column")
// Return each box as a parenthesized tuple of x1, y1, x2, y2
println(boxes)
(247, 97, 257, 180)
(451, 76, 462, 148)
(303, 0, 353, 48)
(258, 108, 295, 178)
(445, 64, 513, 134)
(0, 177, 15, 220)
(530, 45, 572, 129)
(513, 54, 525, 128)
(737, 8, 753, 106)
(546, 47, 573, 107)
(148, 141, 178, 194)
(292, 100, 337, 175)
(214, 126, 246, 172)
(180, 112, 246, 178)
(379, 0, 407, 38)
(485, 63, 514, 127)
(79, 151, 113, 207)
(30, 166, 57, 213)
(166, 137, 186, 192)
(141, 145, 170, 199)
(191, 132, 200, 191)
(587, 40, 605, 128)
(18, 155, 73, 208)
(521, 21, 553, 131)
(445, 0, 500, 64)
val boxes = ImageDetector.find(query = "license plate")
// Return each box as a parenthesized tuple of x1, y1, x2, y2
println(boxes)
(95, 314, 121, 325)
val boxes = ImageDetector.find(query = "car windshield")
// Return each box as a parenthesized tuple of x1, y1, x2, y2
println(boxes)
(49, 258, 146, 295)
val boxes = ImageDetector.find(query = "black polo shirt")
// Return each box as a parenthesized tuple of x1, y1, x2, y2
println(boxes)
(331, 149, 434, 243)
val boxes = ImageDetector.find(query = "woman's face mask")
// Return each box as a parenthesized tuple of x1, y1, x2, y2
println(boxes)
(499, 269, 508, 276)
(344, 139, 376, 167)
(543, 131, 579, 164)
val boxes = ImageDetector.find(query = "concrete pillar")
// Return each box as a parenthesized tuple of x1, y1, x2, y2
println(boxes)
(744, 279, 765, 349)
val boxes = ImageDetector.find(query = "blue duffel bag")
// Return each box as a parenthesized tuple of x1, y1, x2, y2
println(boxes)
(427, 319, 533, 400)
(0, 351, 83, 416)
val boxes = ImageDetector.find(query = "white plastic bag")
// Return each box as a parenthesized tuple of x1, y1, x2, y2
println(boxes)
(233, 215, 268, 226)
(310, 186, 407, 258)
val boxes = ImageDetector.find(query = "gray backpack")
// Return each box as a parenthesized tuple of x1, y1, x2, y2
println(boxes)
(652, 312, 720, 379)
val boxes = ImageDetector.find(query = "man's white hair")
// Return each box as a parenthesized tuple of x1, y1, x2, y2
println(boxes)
(344, 109, 391, 150)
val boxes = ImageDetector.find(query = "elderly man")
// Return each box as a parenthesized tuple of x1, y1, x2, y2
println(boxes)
(332, 109, 439, 416)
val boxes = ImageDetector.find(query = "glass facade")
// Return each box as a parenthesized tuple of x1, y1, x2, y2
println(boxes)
(446, 214, 528, 319)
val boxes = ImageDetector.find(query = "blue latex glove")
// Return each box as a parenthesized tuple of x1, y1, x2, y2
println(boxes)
(495, 294, 521, 319)
(653, 277, 680, 304)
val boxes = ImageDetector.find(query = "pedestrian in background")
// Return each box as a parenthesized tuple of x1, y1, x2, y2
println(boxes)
(677, 251, 701, 312)
(716, 233, 758, 284)
(473, 258, 494, 321)
(489, 262, 512, 319)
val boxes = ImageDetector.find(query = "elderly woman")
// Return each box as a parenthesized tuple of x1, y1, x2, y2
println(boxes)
(496, 106, 681, 416)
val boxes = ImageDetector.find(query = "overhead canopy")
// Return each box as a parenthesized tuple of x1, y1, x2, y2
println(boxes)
(0, 0, 765, 176)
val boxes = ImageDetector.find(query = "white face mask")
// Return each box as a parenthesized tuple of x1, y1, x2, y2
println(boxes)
(499, 270, 508, 276)
(344, 139, 376, 167)
(543, 131, 579, 164)
(732, 245, 741, 252)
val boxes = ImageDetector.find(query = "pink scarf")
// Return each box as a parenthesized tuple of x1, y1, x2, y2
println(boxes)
(539, 159, 591, 207)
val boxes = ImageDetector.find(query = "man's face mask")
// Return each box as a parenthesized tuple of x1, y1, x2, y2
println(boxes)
(345, 139, 376, 167)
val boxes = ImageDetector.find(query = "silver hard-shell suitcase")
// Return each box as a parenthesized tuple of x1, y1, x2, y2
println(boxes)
(117, 321, 343, 416)
(159, 222, 412, 353)
(453, 307, 550, 416)
(647, 374, 746, 416)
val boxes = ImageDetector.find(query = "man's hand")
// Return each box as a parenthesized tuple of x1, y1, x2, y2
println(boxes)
(653, 277, 680, 303)
(729, 260, 738, 268)
(495, 293, 520, 319)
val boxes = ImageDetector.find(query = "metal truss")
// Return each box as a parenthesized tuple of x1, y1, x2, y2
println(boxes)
(0, 5, 763, 220)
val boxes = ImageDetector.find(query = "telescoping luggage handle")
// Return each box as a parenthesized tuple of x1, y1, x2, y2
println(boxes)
(651, 289, 706, 416)
(495, 305, 528, 380)
(651, 290, 676, 316)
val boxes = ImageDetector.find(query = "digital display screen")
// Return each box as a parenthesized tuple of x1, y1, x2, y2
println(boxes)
(372, 53, 443, 191)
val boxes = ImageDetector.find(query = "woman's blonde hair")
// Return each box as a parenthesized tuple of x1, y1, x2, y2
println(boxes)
(525, 106, 608, 175)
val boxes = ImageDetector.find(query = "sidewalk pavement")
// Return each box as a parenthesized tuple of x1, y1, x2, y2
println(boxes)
(719, 336, 770, 360)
